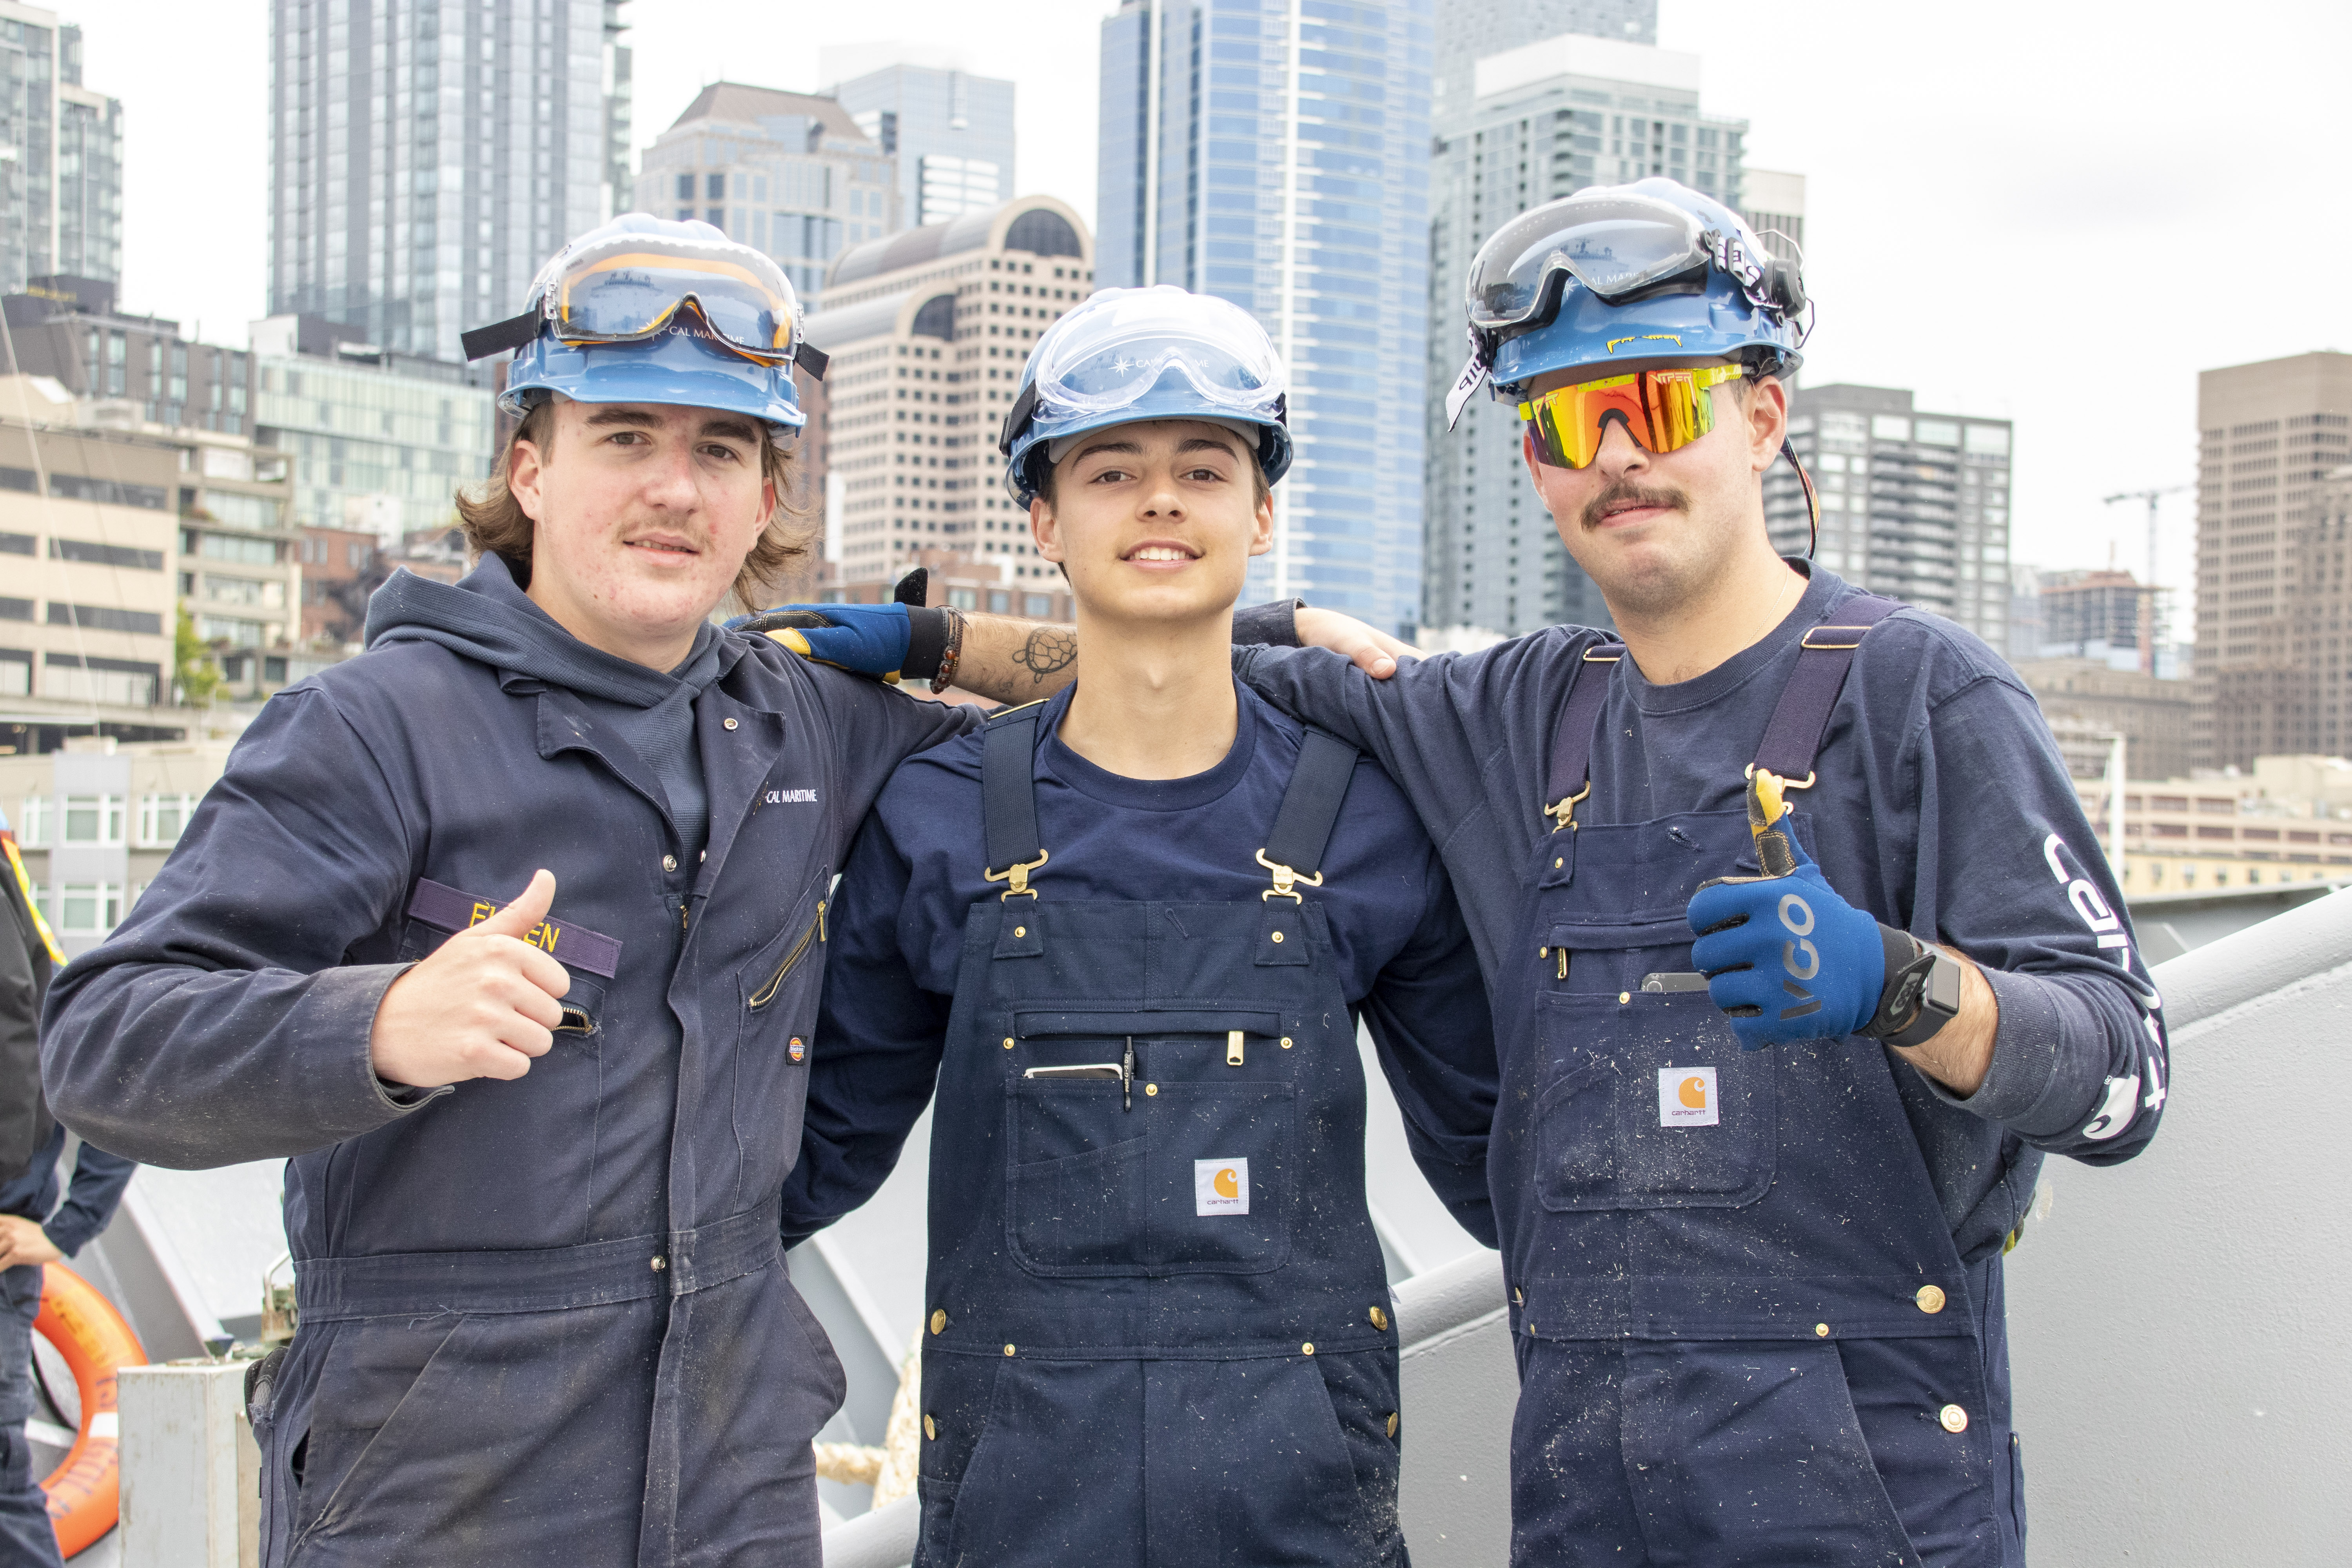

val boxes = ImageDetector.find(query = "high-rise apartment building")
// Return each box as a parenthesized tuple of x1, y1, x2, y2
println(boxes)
(1424, 34, 1746, 637)
(1430, 0, 1653, 118)
(810, 197, 1092, 585)
(2193, 352, 2352, 768)
(1768, 383, 2014, 653)
(1740, 167, 1804, 263)
(269, 0, 631, 363)
(1097, 0, 1436, 635)
(635, 84, 899, 304)
(0, 5, 121, 294)
(826, 52, 1016, 229)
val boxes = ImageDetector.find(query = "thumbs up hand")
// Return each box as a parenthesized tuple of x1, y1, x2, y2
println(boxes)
(369, 870, 572, 1089)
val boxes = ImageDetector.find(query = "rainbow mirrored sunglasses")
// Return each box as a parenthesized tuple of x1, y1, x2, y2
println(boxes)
(1515, 362, 1822, 554)
(1516, 363, 1746, 470)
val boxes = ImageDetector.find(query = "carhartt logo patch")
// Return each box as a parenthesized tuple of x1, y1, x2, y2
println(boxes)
(1194, 1158, 1249, 1216)
(1659, 1066, 1719, 1127)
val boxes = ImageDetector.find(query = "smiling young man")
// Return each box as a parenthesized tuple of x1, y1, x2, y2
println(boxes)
(776, 287, 1499, 1568)
(38, 222, 1402, 1568)
(1228, 182, 2169, 1564)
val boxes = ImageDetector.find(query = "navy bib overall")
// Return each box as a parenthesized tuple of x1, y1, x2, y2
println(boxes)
(1499, 603, 2019, 1567)
(914, 706, 1408, 1568)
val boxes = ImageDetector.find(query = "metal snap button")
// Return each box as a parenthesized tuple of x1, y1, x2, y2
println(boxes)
(924, 1414, 937, 1440)
(1144, 1083, 1158, 1096)
(1814, 1323, 1829, 1338)
(1939, 1403, 1969, 1434)
(651, 1256, 666, 1272)
(1386, 1412, 1399, 1437)
(1369, 1306, 1389, 1330)
(1301, 1342, 1315, 1356)
(1280, 1037, 1293, 1049)
(662, 854, 678, 872)
(1013, 926, 1026, 938)
(722, 717, 739, 731)
(1619, 991, 1631, 1005)
(1270, 930, 1284, 944)
(1915, 1285, 1947, 1315)
(931, 1309, 947, 1334)
(1002, 1037, 1014, 1050)
(1003, 1344, 1016, 1357)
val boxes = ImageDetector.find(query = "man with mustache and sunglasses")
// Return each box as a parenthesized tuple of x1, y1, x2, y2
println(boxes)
(1217, 180, 2171, 1565)
(37, 216, 1401, 1568)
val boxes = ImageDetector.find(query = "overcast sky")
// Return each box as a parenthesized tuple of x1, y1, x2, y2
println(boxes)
(87, 0, 2352, 605)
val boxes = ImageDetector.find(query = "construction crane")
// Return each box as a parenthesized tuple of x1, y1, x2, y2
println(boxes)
(2103, 485, 2191, 675)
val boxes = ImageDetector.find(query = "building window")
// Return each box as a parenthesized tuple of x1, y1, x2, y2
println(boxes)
(15, 797, 49, 848)
(139, 793, 200, 846)
(63, 795, 126, 846)
(58, 883, 123, 936)
(676, 173, 694, 200)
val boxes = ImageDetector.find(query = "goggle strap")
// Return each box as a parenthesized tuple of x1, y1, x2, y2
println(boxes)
(795, 342, 830, 382)
(1000, 381, 1040, 457)
(461, 309, 541, 363)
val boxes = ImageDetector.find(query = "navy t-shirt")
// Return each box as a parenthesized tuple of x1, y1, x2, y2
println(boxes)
(1234, 564, 2168, 1261)
(782, 681, 1501, 1248)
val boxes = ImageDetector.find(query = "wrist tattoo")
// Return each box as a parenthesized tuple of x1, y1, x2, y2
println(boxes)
(1011, 626, 1077, 685)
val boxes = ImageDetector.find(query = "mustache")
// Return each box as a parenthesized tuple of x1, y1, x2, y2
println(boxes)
(1580, 479, 1689, 532)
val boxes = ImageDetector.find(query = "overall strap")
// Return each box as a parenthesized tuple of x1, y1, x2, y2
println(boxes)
(1751, 593, 1904, 785)
(1258, 728, 1359, 900)
(1544, 641, 1626, 831)
(981, 702, 1049, 898)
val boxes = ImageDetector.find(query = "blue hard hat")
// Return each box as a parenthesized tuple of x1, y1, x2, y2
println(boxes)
(1000, 285, 1292, 507)
(1447, 178, 1807, 420)
(463, 214, 820, 439)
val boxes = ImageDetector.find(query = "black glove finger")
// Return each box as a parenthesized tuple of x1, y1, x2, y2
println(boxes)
(1723, 1004, 1763, 1019)
(739, 609, 836, 634)
(1696, 914, 1749, 938)
(1698, 961, 1753, 981)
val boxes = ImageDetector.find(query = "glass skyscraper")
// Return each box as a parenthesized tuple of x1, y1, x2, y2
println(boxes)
(829, 60, 1016, 228)
(1097, 0, 1434, 635)
(0, 7, 122, 294)
(268, 0, 632, 362)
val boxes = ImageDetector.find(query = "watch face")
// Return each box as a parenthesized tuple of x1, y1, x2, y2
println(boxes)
(1927, 951, 1964, 1015)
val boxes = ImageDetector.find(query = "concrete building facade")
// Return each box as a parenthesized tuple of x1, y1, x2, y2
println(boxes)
(3, 278, 252, 437)
(2193, 352, 2352, 769)
(634, 83, 899, 305)
(269, 0, 631, 362)
(1, 738, 236, 954)
(2014, 656, 2196, 785)
(826, 55, 1016, 229)
(1770, 383, 2014, 654)
(1097, 0, 1435, 635)
(1425, 33, 1746, 639)
(811, 197, 1092, 587)
(0, 4, 120, 294)
(2068, 755, 2352, 900)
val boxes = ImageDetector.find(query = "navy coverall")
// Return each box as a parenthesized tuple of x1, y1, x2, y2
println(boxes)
(1236, 566, 2166, 1567)
(782, 683, 1500, 1566)
(40, 560, 980, 1566)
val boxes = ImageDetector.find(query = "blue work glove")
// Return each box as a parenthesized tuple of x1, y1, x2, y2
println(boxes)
(1686, 777, 1889, 1050)
(731, 603, 913, 683)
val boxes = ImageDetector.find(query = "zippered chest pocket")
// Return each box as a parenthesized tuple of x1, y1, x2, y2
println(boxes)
(736, 884, 828, 1058)
(1532, 990, 1776, 1212)
(1003, 1011, 1292, 1278)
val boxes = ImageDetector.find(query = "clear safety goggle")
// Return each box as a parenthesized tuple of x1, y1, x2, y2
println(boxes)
(551, 245, 798, 365)
(1518, 364, 1746, 470)
(1003, 287, 1287, 452)
(1468, 189, 1711, 333)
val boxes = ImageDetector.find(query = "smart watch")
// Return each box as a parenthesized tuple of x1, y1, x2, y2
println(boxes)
(1864, 928, 1963, 1047)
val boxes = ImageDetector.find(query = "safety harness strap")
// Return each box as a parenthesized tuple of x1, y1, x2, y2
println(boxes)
(1749, 593, 1903, 783)
(1544, 640, 1627, 822)
(1263, 729, 1360, 880)
(982, 704, 1047, 877)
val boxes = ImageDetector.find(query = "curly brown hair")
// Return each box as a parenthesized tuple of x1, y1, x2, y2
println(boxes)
(454, 399, 815, 612)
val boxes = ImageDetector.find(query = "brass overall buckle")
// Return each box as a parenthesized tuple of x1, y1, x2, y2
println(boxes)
(982, 848, 1049, 901)
(1544, 780, 1591, 834)
(1256, 848, 1324, 903)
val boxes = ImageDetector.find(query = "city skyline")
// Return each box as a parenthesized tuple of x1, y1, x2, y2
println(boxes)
(48, 0, 2352, 612)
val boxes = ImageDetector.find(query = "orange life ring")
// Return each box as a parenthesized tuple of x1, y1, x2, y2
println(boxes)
(34, 1262, 145, 1558)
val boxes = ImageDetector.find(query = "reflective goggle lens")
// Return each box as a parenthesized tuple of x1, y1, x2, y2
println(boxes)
(556, 254, 795, 362)
(1517, 365, 1743, 469)
(1468, 190, 1706, 329)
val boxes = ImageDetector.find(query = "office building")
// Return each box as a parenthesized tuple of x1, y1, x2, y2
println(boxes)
(0, 5, 120, 294)
(826, 51, 1016, 228)
(2067, 754, 2352, 900)
(811, 197, 1092, 584)
(3, 277, 251, 436)
(1769, 383, 2013, 653)
(1, 376, 299, 750)
(2013, 657, 2196, 784)
(1096, 0, 1436, 635)
(2193, 352, 2352, 769)
(248, 313, 495, 548)
(635, 83, 899, 304)
(1740, 167, 1804, 263)
(269, 0, 632, 362)
(1425, 33, 1746, 638)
